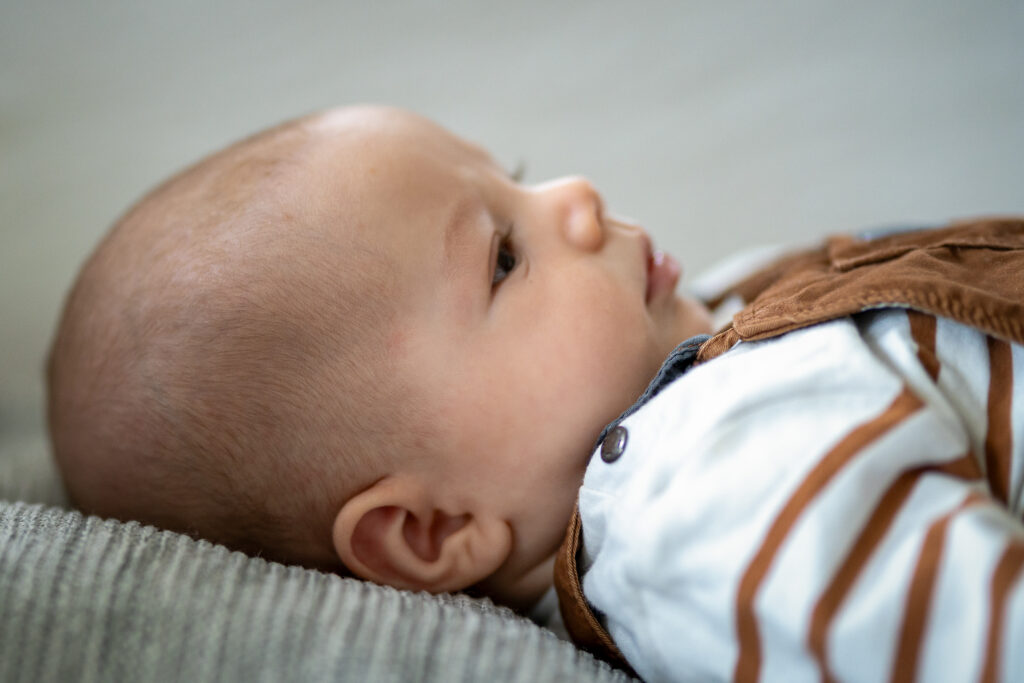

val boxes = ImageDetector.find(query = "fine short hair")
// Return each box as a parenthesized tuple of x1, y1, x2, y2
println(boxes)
(48, 113, 412, 567)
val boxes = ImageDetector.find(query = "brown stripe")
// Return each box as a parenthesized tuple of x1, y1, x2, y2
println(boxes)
(889, 490, 986, 683)
(809, 469, 919, 683)
(807, 453, 980, 681)
(984, 336, 1013, 504)
(980, 543, 1024, 683)
(907, 311, 940, 381)
(733, 387, 923, 682)
(939, 451, 984, 481)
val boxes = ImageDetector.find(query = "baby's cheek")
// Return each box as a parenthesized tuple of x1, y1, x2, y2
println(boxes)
(590, 295, 651, 362)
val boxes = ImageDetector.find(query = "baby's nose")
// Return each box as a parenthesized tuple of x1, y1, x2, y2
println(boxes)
(556, 176, 605, 252)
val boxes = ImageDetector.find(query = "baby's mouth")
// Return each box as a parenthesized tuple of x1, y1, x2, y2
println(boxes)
(644, 235, 681, 304)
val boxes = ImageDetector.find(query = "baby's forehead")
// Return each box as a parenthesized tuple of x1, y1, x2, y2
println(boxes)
(278, 110, 497, 245)
(309, 107, 495, 176)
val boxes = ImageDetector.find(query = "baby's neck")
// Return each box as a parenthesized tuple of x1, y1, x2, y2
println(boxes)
(477, 554, 556, 614)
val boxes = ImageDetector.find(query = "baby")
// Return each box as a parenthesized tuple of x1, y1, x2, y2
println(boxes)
(49, 105, 1024, 682)
(47, 105, 713, 609)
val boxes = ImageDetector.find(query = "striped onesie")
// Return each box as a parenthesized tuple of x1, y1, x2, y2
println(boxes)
(577, 309, 1023, 682)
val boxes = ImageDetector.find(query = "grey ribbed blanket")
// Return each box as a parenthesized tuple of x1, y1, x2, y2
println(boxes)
(0, 436, 632, 682)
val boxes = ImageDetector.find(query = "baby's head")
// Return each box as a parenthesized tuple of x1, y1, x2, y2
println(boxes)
(48, 105, 711, 610)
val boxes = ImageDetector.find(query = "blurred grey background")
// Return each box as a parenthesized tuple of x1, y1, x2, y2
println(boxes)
(2, 0, 1023, 439)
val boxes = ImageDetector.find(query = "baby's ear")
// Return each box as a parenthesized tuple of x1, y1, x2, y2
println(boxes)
(332, 475, 512, 594)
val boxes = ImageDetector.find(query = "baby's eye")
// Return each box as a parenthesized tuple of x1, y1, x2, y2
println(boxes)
(492, 234, 517, 288)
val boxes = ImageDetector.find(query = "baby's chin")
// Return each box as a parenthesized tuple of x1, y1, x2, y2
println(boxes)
(683, 293, 715, 336)
(662, 292, 713, 352)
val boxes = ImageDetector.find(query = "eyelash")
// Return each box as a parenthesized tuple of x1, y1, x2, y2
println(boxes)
(491, 162, 525, 290)
(508, 161, 526, 183)
(492, 227, 517, 289)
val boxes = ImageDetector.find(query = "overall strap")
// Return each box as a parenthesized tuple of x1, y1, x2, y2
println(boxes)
(554, 509, 637, 677)
(698, 217, 1024, 363)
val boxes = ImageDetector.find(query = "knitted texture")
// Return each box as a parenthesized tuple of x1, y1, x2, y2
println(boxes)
(0, 438, 632, 682)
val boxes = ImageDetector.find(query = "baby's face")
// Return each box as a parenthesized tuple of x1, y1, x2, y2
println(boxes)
(295, 108, 711, 592)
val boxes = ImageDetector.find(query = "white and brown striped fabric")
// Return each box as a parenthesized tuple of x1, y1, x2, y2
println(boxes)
(575, 309, 1024, 682)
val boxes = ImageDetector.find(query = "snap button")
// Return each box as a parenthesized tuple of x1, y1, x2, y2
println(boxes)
(600, 425, 628, 463)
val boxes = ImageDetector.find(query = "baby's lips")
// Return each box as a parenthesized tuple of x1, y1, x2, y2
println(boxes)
(646, 248, 681, 303)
